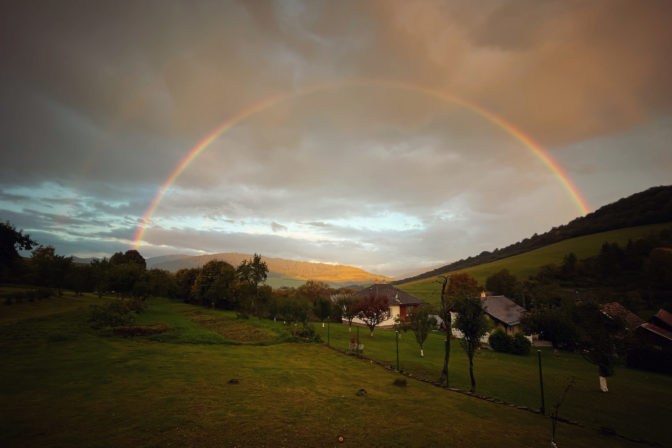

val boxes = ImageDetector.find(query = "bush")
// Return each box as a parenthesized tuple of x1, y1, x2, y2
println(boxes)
(1, 287, 53, 305)
(488, 328, 530, 355)
(511, 332, 532, 355)
(88, 299, 141, 329)
(113, 323, 169, 337)
(290, 324, 322, 343)
(489, 328, 513, 352)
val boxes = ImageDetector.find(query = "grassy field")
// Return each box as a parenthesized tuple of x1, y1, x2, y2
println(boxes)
(316, 322, 672, 446)
(398, 222, 672, 305)
(1, 291, 669, 447)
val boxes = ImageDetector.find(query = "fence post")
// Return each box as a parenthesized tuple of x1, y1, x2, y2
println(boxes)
(327, 319, 330, 346)
(356, 326, 360, 357)
(395, 330, 400, 371)
(538, 350, 545, 415)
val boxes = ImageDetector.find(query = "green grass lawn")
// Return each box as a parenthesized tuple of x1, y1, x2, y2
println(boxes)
(1, 292, 668, 447)
(398, 222, 672, 305)
(316, 322, 672, 446)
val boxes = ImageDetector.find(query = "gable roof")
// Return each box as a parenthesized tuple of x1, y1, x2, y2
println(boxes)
(481, 295, 527, 327)
(358, 283, 425, 306)
(600, 302, 645, 331)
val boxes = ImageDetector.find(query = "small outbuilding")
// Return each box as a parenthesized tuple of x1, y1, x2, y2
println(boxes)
(480, 294, 527, 335)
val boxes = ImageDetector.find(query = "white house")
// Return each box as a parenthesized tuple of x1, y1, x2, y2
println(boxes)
(351, 283, 426, 329)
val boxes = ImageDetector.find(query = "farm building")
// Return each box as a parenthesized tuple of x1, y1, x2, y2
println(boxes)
(600, 302, 645, 332)
(636, 308, 672, 353)
(351, 283, 426, 329)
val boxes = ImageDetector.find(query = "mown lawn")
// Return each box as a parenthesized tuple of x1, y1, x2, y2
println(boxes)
(398, 222, 672, 305)
(0, 293, 666, 447)
(316, 321, 672, 446)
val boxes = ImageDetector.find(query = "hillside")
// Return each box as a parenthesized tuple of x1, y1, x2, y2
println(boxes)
(395, 185, 672, 285)
(147, 252, 390, 287)
(398, 222, 672, 306)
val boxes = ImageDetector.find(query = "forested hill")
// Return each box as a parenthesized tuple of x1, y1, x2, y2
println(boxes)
(148, 252, 390, 284)
(394, 185, 672, 285)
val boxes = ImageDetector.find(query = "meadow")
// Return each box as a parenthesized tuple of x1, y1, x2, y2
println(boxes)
(397, 222, 672, 305)
(1, 291, 670, 447)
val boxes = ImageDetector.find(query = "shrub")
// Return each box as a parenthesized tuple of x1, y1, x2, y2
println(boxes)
(1, 287, 53, 305)
(488, 328, 531, 355)
(89, 299, 139, 329)
(113, 323, 169, 337)
(290, 324, 322, 343)
(511, 332, 532, 355)
(489, 328, 513, 352)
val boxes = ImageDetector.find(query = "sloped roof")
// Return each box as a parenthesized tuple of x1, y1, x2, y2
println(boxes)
(358, 283, 425, 306)
(638, 322, 672, 342)
(481, 295, 527, 326)
(600, 302, 645, 331)
(652, 309, 672, 331)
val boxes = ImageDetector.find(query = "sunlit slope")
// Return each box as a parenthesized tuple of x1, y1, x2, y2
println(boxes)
(398, 222, 672, 306)
(149, 252, 391, 286)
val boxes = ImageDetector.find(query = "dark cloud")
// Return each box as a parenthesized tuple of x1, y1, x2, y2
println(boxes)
(1, 0, 670, 275)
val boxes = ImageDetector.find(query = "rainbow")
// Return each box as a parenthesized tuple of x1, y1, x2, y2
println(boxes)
(132, 80, 590, 249)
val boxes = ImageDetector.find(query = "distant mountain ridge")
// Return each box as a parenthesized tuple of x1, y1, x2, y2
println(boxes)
(394, 185, 672, 285)
(147, 252, 391, 286)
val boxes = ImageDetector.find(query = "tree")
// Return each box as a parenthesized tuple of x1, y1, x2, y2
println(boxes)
(407, 305, 437, 357)
(454, 296, 490, 393)
(193, 261, 236, 308)
(109, 250, 146, 270)
(175, 268, 199, 302)
(521, 307, 578, 350)
(485, 269, 518, 298)
(335, 293, 359, 331)
(354, 292, 389, 336)
(146, 268, 177, 298)
(30, 245, 72, 295)
(297, 280, 331, 306)
(0, 221, 36, 280)
(90, 258, 111, 298)
(314, 297, 332, 327)
(277, 297, 310, 325)
(237, 254, 269, 316)
(438, 272, 481, 386)
(107, 262, 144, 298)
(0, 221, 36, 264)
(572, 302, 623, 392)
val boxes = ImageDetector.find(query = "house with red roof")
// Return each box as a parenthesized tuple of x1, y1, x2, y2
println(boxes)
(637, 308, 672, 353)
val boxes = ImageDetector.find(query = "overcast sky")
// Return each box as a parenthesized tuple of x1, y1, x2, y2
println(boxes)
(1, 0, 670, 277)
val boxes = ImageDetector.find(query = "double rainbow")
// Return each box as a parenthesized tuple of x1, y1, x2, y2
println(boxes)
(132, 80, 590, 249)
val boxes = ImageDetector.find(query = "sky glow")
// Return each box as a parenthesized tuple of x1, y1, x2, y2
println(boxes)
(1, 1, 671, 276)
